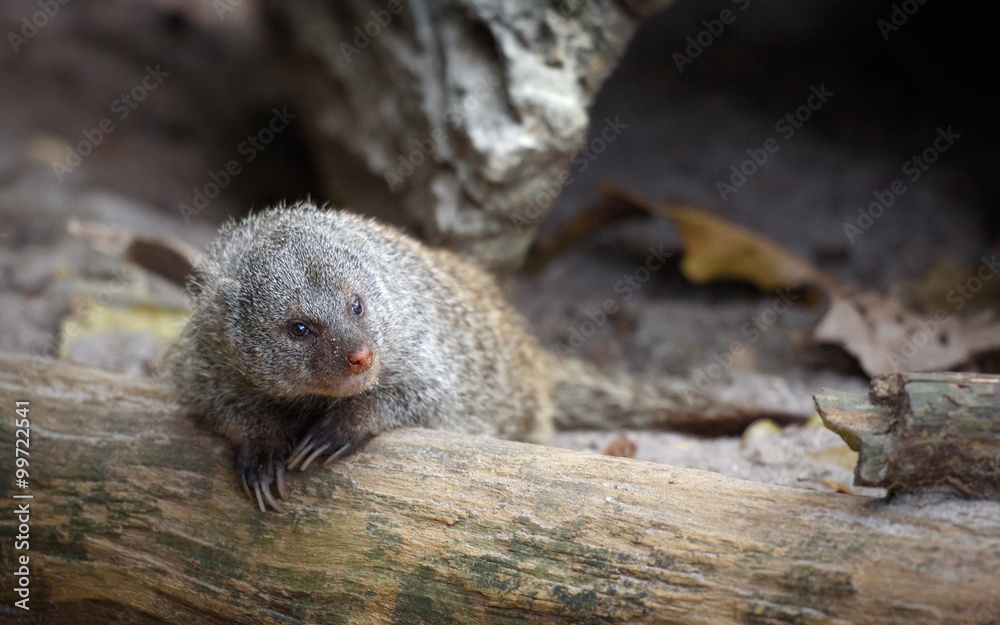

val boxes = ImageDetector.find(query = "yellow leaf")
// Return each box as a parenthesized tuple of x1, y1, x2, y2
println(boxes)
(664, 206, 837, 294)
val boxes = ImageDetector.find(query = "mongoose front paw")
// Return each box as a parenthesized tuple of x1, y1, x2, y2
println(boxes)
(286, 428, 353, 472)
(237, 444, 289, 513)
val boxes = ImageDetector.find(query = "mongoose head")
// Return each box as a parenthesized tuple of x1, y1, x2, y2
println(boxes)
(207, 212, 386, 400)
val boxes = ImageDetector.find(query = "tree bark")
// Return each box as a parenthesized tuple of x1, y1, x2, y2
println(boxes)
(815, 371, 1000, 498)
(1, 355, 999, 625)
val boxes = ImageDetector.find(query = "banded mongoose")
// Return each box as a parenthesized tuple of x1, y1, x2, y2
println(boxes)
(168, 203, 763, 511)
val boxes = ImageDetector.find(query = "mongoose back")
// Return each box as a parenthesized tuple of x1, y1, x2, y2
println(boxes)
(168, 202, 766, 511)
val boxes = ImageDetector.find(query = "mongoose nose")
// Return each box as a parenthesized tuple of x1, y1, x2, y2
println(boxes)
(346, 347, 373, 374)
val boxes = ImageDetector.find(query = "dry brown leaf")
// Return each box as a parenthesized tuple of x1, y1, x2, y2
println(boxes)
(812, 289, 1000, 376)
(603, 434, 637, 458)
(661, 206, 838, 294)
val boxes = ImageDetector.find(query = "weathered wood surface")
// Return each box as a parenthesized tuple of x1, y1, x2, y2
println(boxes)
(816, 372, 1000, 498)
(1, 355, 999, 625)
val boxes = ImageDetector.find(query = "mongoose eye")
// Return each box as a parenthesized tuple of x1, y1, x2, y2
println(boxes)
(351, 298, 364, 317)
(288, 321, 310, 338)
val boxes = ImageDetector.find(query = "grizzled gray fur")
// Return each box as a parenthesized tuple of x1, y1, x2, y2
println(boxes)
(168, 202, 754, 512)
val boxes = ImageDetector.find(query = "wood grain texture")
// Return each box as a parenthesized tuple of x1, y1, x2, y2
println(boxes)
(1, 356, 999, 624)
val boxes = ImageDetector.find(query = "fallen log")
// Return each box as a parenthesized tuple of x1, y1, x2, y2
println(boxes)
(815, 372, 1000, 498)
(1, 356, 999, 625)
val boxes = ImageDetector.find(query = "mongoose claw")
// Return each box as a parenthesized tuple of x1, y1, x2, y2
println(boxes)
(258, 480, 284, 513)
(285, 432, 314, 470)
(275, 464, 288, 500)
(298, 442, 330, 471)
(322, 443, 352, 467)
(236, 444, 290, 512)
(286, 431, 353, 471)
(244, 473, 284, 513)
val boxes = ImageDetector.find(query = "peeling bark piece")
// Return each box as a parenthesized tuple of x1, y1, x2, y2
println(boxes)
(816, 372, 1000, 498)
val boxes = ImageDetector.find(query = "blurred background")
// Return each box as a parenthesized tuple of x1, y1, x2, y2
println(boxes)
(2, 0, 997, 491)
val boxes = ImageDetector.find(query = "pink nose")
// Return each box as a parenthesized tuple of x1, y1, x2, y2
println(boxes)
(346, 347, 373, 374)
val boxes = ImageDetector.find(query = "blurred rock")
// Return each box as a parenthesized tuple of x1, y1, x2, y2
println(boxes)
(263, 0, 651, 269)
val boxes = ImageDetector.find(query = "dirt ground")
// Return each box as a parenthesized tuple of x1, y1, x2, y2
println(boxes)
(2, 0, 997, 497)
